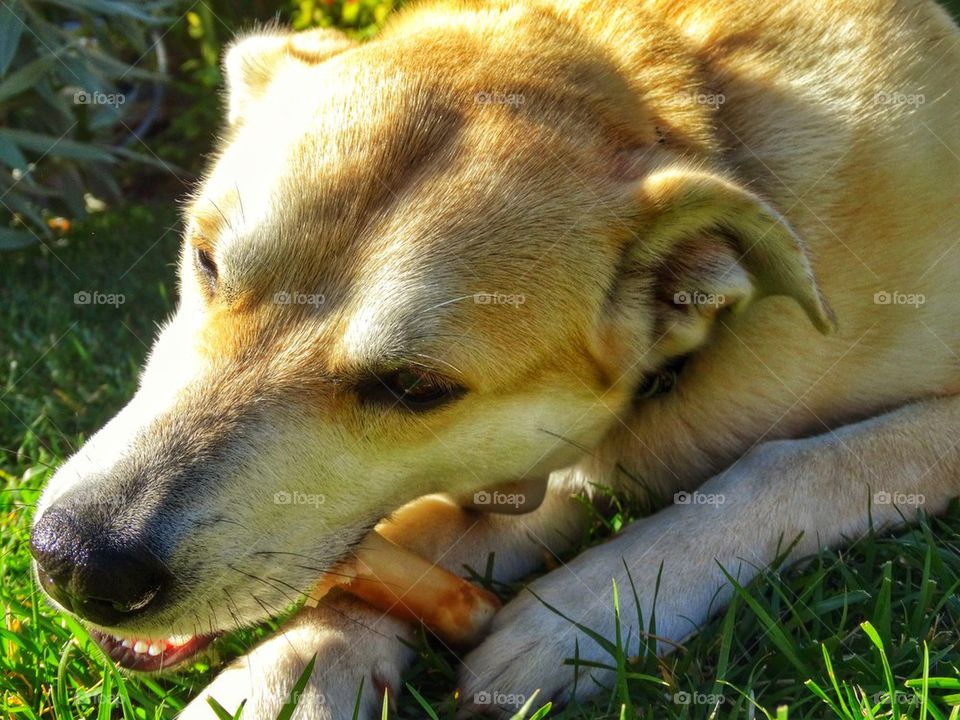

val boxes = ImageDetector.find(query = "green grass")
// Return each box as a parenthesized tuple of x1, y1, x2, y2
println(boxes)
(2, 206, 960, 720)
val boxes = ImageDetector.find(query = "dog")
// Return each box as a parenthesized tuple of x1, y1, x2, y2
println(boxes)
(30, 0, 960, 717)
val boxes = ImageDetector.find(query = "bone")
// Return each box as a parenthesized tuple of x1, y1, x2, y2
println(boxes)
(304, 530, 501, 647)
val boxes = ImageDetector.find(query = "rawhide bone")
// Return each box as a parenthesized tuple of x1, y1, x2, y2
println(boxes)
(304, 530, 501, 646)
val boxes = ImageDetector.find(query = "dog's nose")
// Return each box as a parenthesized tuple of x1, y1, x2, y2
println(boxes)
(30, 507, 172, 626)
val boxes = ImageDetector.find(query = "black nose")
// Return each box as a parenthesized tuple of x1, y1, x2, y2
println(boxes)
(30, 507, 172, 626)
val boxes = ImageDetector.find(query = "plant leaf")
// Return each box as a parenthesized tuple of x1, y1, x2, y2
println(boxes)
(404, 684, 440, 720)
(205, 697, 237, 720)
(0, 129, 116, 163)
(0, 51, 60, 103)
(0, 226, 36, 249)
(40, 0, 176, 24)
(0, 0, 24, 77)
(276, 654, 317, 720)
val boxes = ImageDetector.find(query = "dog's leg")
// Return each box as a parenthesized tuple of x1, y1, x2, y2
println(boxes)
(180, 593, 414, 720)
(180, 483, 590, 719)
(459, 394, 960, 716)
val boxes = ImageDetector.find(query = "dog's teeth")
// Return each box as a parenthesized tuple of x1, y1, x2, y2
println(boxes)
(147, 642, 163, 656)
(121, 639, 132, 649)
(133, 640, 148, 654)
(167, 634, 191, 646)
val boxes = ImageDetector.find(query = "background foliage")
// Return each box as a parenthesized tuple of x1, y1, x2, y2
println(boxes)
(3, 0, 960, 249)
(2, 1, 960, 719)
(0, 0, 393, 250)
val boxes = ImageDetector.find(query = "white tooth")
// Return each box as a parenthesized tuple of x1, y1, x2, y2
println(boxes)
(133, 641, 148, 654)
(121, 640, 132, 649)
(168, 635, 191, 646)
(148, 642, 163, 656)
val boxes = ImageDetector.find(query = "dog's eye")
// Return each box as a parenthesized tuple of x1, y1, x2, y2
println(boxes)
(194, 247, 218, 289)
(359, 368, 464, 411)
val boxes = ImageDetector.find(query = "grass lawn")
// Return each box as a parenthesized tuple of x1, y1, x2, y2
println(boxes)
(2, 207, 959, 719)
(4, 0, 960, 712)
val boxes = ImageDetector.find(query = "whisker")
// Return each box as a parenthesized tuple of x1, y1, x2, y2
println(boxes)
(250, 549, 391, 588)
(228, 564, 301, 607)
(538, 427, 598, 457)
(208, 199, 234, 233)
(196, 515, 249, 531)
(313, 597, 391, 640)
(222, 589, 248, 635)
(234, 182, 246, 225)
(206, 600, 221, 639)
(249, 593, 308, 665)
(265, 575, 313, 601)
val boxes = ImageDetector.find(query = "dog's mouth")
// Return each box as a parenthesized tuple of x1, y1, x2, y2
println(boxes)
(87, 628, 217, 672)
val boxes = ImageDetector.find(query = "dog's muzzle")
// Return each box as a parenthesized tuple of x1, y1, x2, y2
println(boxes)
(30, 507, 171, 625)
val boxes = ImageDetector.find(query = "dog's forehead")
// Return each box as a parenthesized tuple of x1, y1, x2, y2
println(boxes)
(194, 66, 459, 255)
(205, 94, 573, 245)
(187, 57, 624, 377)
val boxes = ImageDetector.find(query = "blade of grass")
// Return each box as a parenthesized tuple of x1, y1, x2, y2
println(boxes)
(718, 563, 812, 676)
(96, 670, 113, 720)
(405, 684, 440, 720)
(276, 654, 318, 720)
(920, 641, 930, 720)
(610, 578, 634, 716)
(821, 641, 854, 718)
(205, 697, 239, 720)
(508, 690, 541, 720)
(861, 622, 899, 720)
(351, 677, 365, 720)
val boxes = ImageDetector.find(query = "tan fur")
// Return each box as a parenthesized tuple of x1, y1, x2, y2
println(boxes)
(32, 0, 960, 717)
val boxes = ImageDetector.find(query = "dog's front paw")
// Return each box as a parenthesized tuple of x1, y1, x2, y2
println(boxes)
(180, 594, 414, 720)
(458, 555, 618, 718)
(458, 508, 723, 717)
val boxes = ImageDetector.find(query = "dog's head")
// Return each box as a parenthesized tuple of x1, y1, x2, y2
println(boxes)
(31, 13, 833, 670)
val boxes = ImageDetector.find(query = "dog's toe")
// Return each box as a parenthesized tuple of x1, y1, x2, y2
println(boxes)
(180, 599, 414, 720)
(457, 587, 610, 719)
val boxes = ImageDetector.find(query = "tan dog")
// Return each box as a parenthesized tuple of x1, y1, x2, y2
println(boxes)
(30, 0, 960, 717)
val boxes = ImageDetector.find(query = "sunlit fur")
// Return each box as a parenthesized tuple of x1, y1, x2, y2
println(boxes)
(32, 0, 960, 717)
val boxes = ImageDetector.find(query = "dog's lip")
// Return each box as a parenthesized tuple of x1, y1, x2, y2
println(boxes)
(87, 627, 217, 672)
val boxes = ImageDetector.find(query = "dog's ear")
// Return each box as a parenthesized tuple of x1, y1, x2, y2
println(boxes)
(596, 167, 836, 368)
(224, 29, 356, 125)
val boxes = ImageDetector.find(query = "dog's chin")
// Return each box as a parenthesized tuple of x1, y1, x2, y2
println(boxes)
(86, 627, 219, 673)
